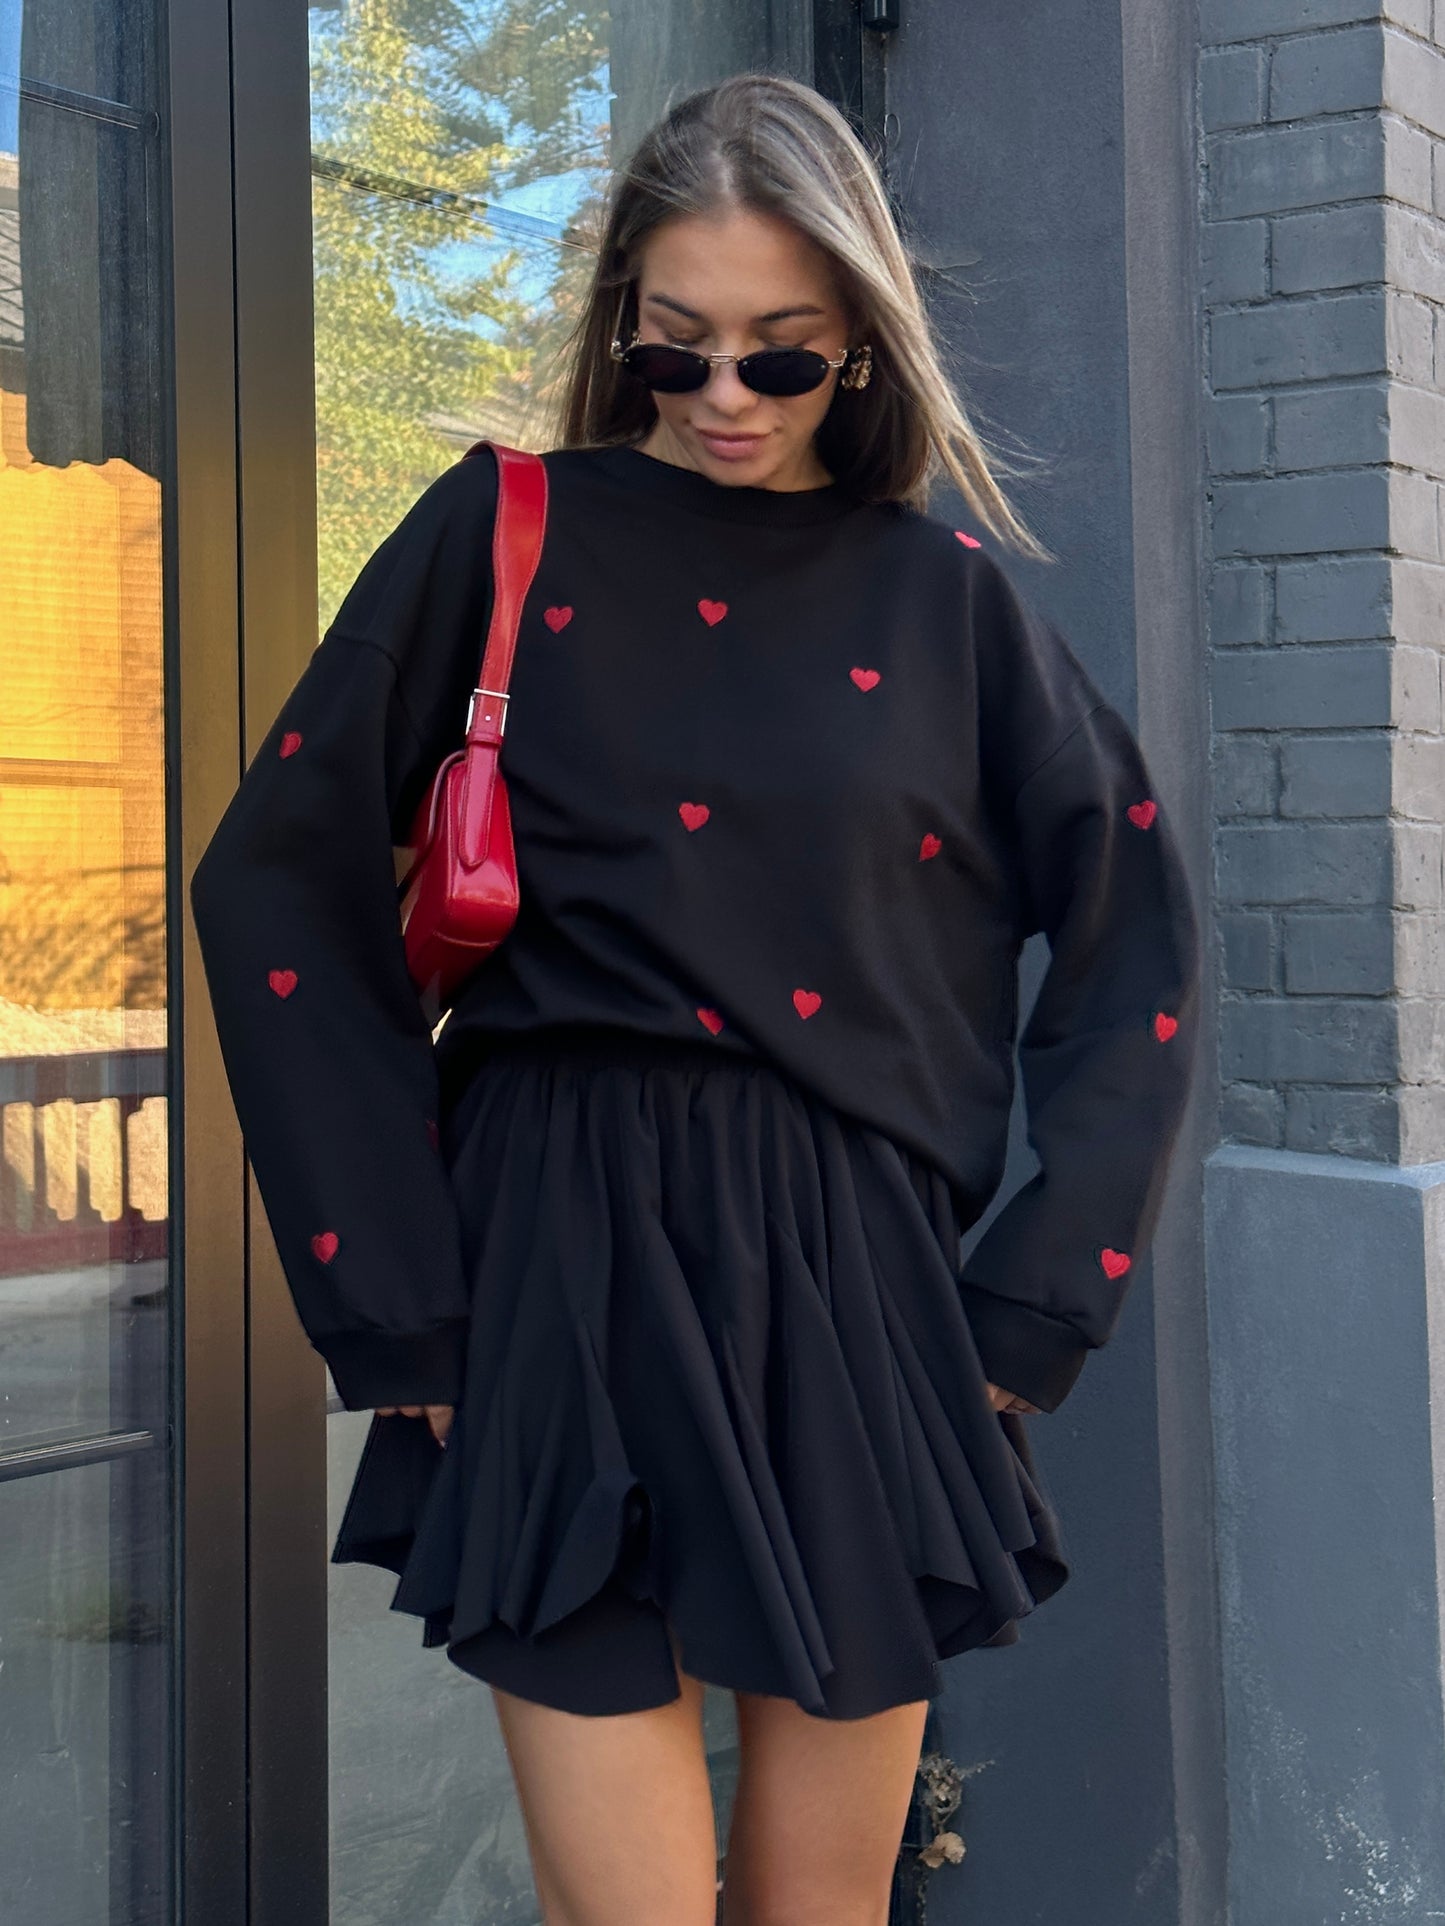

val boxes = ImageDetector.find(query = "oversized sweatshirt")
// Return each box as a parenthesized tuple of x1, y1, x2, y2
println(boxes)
(189, 440, 1201, 1417)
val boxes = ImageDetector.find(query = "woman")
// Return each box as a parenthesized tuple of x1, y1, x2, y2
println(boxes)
(190, 72, 1199, 1926)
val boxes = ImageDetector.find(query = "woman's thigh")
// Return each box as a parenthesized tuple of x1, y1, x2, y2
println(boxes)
(490, 1664, 719, 1926)
(720, 1689, 930, 1926)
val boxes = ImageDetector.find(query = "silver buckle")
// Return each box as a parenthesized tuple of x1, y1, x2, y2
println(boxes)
(466, 686, 510, 735)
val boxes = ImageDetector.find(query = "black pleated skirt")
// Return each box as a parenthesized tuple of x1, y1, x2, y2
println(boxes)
(330, 1024, 1071, 1720)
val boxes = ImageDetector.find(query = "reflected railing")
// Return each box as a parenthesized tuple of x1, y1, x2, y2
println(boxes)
(0, 1049, 168, 1275)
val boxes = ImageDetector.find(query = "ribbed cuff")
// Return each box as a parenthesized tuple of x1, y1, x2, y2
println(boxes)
(955, 1284, 1090, 1414)
(317, 1319, 470, 1411)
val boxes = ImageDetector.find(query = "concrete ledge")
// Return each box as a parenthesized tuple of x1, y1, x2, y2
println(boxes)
(1204, 1144, 1445, 1922)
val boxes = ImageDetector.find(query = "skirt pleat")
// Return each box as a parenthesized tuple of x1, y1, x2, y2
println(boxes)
(330, 1025, 1071, 1720)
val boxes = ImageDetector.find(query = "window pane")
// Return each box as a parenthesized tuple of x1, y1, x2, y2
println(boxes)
(311, 3, 800, 1909)
(1, 0, 155, 109)
(0, 18, 173, 1924)
(0, 99, 166, 1458)
(0, 1453, 172, 1924)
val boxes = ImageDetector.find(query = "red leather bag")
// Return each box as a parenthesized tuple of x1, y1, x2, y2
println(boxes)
(395, 441, 548, 1013)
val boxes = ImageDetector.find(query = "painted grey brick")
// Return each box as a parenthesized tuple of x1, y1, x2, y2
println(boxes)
(1390, 380, 1445, 471)
(1396, 909, 1445, 991)
(1270, 25, 1383, 121)
(1203, 43, 1269, 129)
(1384, 29, 1445, 138)
(1395, 821, 1445, 906)
(1273, 380, 1390, 467)
(1203, 219, 1271, 305)
(1284, 1085, 1399, 1157)
(1280, 731, 1393, 813)
(1220, 1080, 1285, 1144)
(1394, 645, 1443, 732)
(1220, 995, 1397, 1081)
(1213, 644, 1392, 728)
(1388, 0, 1431, 36)
(1385, 202, 1445, 302)
(1217, 820, 1394, 904)
(1436, 136, 1445, 214)
(1202, 0, 1386, 44)
(1399, 995, 1445, 1076)
(1206, 119, 1384, 220)
(1272, 202, 1385, 293)
(1392, 557, 1445, 642)
(1384, 111, 1435, 208)
(1209, 392, 1272, 472)
(1211, 563, 1274, 644)
(1276, 554, 1392, 639)
(1400, 1081, 1445, 1162)
(1387, 289, 1435, 381)
(1395, 731, 1445, 814)
(1221, 911, 1276, 988)
(1216, 735, 1279, 813)
(1211, 470, 1390, 556)
(1283, 906, 1394, 990)
(1210, 290, 1384, 389)
(1390, 465, 1444, 557)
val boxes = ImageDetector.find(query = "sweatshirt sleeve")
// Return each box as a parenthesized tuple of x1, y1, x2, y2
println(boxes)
(188, 449, 501, 1411)
(957, 554, 1202, 1414)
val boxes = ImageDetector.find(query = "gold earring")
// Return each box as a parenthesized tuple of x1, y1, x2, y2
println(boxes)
(841, 344, 873, 391)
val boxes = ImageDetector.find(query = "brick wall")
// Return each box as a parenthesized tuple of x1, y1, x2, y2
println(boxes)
(1201, 0, 1445, 1160)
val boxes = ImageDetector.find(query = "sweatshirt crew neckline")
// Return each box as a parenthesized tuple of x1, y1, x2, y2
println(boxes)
(583, 440, 863, 527)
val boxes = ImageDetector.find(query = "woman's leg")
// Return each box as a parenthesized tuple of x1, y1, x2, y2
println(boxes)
(489, 1664, 719, 1926)
(719, 1690, 929, 1926)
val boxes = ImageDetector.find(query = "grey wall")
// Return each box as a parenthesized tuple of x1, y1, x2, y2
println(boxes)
(887, 3, 1221, 1921)
(1197, 2, 1445, 1919)
(888, 1, 1445, 1921)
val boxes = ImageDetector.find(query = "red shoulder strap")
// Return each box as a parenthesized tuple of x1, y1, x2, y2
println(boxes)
(461, 439, 548, 743)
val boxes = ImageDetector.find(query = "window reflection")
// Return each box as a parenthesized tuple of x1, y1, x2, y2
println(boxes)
(0, 108, 168, 1450)
(311, 5, 800, 1915)
(0, 8, 172, 1921)
(309, 0, 611, 625)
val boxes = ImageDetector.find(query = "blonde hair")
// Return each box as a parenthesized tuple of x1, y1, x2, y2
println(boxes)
(552, 72, 1054, 561)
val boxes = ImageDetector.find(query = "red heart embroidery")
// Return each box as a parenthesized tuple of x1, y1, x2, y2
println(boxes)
(850, 667, 881, 691)
(311, 1231, 339, 1264)
(279, 731, 303, 758)
(425, 1118, 440, 1148)
(1127, 799, 1157, 830)
(1154, 1012, 1178, 1042)
(1099, 1247, 1131, 1280)
(792, 988, 823, 1020)
(954, 530, 982, 549)
(696, 1007, 724, 1036)
(268, 969, 298, 999)
(543, 606, 573, 633)
(919, 833, 942, 861)
(679, 802, 711, 832)
(698, 599, 728, 627)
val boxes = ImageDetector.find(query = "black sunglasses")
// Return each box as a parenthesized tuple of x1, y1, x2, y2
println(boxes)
(610, 330, 854, 398)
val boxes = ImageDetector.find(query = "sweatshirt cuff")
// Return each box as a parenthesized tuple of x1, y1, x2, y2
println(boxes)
(955, 1283, 1090, 1414)
(317, 1319, 470, 1411)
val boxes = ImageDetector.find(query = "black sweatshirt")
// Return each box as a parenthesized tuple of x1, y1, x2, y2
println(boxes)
(189, 441, 1201, 1417)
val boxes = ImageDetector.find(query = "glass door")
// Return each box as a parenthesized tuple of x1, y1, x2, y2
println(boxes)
(0, 1, 175, 1919)
(309, 3, 807, 1915)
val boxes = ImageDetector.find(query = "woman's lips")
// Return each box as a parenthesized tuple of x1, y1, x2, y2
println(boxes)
(696, 429, 768, 462)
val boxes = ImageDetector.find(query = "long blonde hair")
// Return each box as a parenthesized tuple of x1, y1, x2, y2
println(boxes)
(552, 73, 1053, 560)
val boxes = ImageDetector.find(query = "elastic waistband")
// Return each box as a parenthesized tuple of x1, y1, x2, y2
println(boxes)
(465, 1022, 767, 1077)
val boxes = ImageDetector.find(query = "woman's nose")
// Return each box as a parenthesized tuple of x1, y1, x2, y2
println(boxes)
(704, 359, 757, 413)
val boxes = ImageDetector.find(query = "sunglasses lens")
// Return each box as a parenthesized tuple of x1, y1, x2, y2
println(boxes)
(737, 349, 831, 397)
(620, 344, 710, 393)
